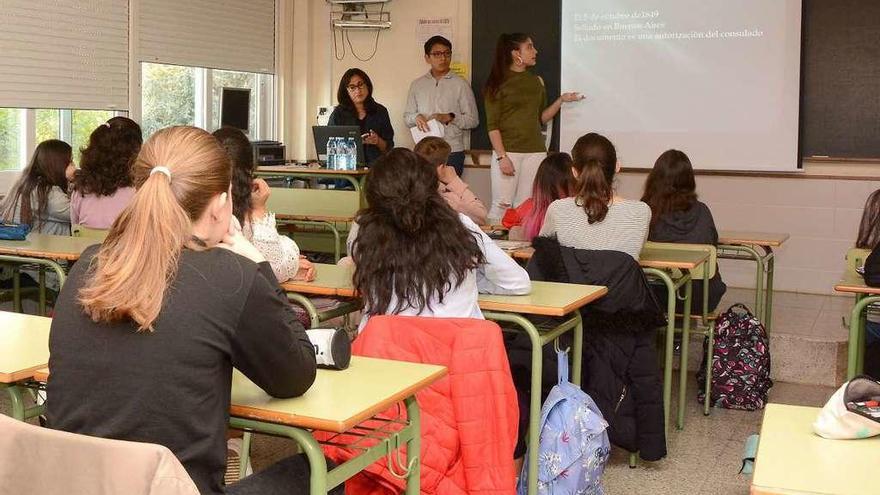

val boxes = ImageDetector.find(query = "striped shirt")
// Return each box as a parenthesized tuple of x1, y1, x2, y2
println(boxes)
(538, 197, 651, 260)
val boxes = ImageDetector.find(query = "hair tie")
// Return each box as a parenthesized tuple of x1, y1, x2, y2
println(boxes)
(150, 166, 172, 179)
(103, 122, 111, 128)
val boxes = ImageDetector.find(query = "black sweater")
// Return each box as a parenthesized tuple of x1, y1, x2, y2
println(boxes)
(648, 201, 727, 313)
(47, 246, 317, 495)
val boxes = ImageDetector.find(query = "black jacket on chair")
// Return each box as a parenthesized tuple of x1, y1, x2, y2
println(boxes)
(526, 236, 667, 461)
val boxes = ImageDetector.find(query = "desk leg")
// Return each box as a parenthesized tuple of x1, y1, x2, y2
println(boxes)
(642, 268, 679, 436)
(288, 292, 322, 329)
(12, 265, 21, 313)
(38, 266, 46, 316)
(677, 277, 693, 430)
(848, 295, 880, 379)
(404, 396, 421, 495)
(763, 249, 775, 332)
(4, 384, 25, 421)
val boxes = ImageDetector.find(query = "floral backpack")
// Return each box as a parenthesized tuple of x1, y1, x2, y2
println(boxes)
(517, 351, 611, 495)
(697, 303, 773, 410)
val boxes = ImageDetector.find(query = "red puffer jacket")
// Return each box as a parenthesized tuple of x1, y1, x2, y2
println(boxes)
(319, 315, 519, 495)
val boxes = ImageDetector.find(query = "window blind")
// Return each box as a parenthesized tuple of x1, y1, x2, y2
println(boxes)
(0, 0, 129, 110)
(139, 0, 275, 74)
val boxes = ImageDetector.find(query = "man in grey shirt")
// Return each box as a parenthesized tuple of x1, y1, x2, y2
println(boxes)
(403, 35, 479, 176)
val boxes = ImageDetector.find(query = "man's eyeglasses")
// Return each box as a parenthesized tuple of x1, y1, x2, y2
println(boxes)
(346, 81, 366, 92)
(429, 51, 452, 59)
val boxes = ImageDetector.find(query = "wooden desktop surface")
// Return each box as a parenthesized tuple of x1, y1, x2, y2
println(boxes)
(718, 230, 790, 247)
(833, 271, 880, 295)
(751, 403, 880, 495)
(0, 311, 51, 383)
(0, 233, 97, 261)
(281, 264, 606, 316)
(33, 357, 447, 433)
(258, 165, 369, 176)
(510, 246, 709, 271)
(231, 357, 445, 432)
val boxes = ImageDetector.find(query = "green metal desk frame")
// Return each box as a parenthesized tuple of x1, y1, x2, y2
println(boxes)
(230, 395, 420, 495)
(278, 219, 345, 262)
(287, 292, 361, 329)
(717, 244, 776, 331)
(480, 310, 583, 495)
(847, 294, 880, 380)
(2, 380, 44, 421)
(256, 170, 367, 208)
(0, 254, 67, 315)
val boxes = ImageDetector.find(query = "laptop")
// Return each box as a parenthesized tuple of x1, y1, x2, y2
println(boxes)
(312, 125, 366, 168)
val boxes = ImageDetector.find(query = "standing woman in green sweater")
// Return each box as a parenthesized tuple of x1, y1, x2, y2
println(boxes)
(483, 32, 583, 221)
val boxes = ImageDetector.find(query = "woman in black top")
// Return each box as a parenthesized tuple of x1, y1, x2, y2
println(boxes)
(46, 126, 337, 495)
(329, 68, 394, 165)
(642, 149, 727, 313)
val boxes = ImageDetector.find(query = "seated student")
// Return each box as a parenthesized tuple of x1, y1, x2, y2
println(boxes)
(347, 148, 530, 330)
(0, 139, 72, 235)
(641, 149, 727, 313)
(70, 116, 142, 229)
(413, 136, 488, 225)
(857, 189, 880, 378)
(213, 127, 315, 283)
(539, 133, 650, 259)
(502, 152, 575, 241)
(46, 126, 332, 495)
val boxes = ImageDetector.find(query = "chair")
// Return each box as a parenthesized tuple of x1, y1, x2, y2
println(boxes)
(643, 241, 718, 428)
(72, 224, 109, 241)
(0, 414, 198, 495)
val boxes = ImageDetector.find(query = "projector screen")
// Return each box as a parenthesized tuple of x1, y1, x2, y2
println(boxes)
(560, 0, 803, 171)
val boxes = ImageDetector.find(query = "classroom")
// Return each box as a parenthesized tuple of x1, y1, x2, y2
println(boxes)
(1, 1, 880, 494)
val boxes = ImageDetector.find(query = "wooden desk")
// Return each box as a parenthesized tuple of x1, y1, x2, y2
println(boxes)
(718, 230, 790, 331)
(751, 403, 880, 495)
(257, 165, 369, 194)
(478, 281, 606, 316)
(0, 311, 51, 421)
(34, 358, 446, 495)
(510, 246, 710, 270)
(834, 271, 880, 379)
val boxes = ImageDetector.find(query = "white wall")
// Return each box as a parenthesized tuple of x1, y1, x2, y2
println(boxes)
(284, 0, 472, 160)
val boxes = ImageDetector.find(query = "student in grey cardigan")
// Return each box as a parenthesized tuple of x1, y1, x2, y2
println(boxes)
(0, 139, 72, 236)
(404, 35, 479, 176)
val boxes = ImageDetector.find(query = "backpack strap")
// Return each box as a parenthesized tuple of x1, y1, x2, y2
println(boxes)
(557, 350, 569, 385)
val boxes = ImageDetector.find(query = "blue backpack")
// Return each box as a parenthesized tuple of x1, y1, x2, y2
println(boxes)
(517, 351, 611, 495)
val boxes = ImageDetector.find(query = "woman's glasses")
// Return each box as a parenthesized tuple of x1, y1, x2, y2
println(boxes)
(346, 81, 366, 92)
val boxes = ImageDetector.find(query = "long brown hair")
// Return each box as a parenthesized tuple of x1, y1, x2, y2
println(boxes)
(641, 149, 698, 226)
(484, 32, 531, 99)
(0, 139, 71, 229)
(78, 126, 231, 331)
(352, 148, 484, 316)
(212, 127, 254, 224)
(522, 152, 574, 240)
(571, 133, 617, 224)
(857, 189, 880, 249)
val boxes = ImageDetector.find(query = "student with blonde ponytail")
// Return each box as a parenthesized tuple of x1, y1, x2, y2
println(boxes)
(46, 126, 335, 495)
(539, 132, 650, 259)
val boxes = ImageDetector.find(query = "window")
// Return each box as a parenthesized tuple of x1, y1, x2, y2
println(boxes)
(0, 109, 23, 171)
(141, 62, 273, 141)
(0, 108, 124, 173)
(141, 63, 196, 138)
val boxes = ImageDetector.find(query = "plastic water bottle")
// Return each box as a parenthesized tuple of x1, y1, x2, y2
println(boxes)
(336, 137, 349, 171)
(346, 137, 357, 170)
(326, 137, 337, 170)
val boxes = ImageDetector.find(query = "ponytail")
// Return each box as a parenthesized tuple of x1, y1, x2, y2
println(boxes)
(571, 132, 618, 224)
(574, 159, 613, 224)
(78, 126, 231, 332)
(484, 32, 531, 99)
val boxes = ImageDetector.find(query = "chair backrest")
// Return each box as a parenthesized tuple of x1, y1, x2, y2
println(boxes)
(643, 241, 718, 280)
(72, 224, 109, 241)
(846, 247, 871, 275)
(0, 414, 199, 495)
(266, 187, 360, 220)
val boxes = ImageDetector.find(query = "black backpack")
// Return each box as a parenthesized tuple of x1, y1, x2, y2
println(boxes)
(697, 304, 773, 411)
